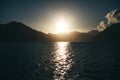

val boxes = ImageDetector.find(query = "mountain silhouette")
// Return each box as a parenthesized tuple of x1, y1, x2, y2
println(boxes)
(95, 23, 120, 42)
(0, 21, 99, 42)
(0, 21, 120, 42)
(47, 30, 99, 42)
(0, 21, 48, 42)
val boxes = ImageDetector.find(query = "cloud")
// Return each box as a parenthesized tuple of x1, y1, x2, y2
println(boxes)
(106, 9, 120, 24)
(97, 9, 120, 31)
(97, 21, 107, 31)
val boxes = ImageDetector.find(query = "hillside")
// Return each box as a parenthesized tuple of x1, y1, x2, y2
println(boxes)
(3, 21, 120, 42)
(95, 23, 120, 42)
(0, 21, 48, 42)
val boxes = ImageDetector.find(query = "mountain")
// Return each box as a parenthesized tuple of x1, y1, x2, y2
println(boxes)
(0, 21, 100, 42)
(47, 30, 99, 42)
(4, 21, 120, 42)
(87, 30, 99, 35)
(95, 23, 120, 42)
(0, 21, 48, 42)
(67, 30, 99, 42)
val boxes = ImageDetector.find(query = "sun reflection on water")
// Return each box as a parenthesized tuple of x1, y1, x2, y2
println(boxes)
(52, 42, 74, 80)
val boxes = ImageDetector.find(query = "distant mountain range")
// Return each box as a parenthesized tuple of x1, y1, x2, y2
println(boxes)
(0, 21, 120, 42)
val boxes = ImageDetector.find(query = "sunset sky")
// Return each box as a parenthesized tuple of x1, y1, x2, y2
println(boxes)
(0, 0, 120, 33)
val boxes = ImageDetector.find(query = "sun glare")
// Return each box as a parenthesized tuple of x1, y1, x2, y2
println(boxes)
(56, 16, 68, 33)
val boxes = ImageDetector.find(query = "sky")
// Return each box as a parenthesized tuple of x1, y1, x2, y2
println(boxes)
(0, 0, 120, 33)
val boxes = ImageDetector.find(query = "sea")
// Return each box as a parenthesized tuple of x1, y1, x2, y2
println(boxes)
(0, 42, 120, 80)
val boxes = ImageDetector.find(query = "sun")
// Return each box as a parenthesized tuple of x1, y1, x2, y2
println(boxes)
(56, 16, 68, 33)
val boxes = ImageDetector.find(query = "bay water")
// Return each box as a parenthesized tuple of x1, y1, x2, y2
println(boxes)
(1, 42, 120, 80)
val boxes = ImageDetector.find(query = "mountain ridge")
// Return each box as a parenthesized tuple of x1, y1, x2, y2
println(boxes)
(0, 21, 120, 42)
(95, 23, 120, 42)
(0, 21, 48, 42)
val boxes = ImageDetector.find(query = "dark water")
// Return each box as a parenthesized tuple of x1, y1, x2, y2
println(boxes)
(1, 42, 120, 80)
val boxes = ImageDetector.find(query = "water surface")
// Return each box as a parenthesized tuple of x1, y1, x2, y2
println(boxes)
(1, 42, 120, 80)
